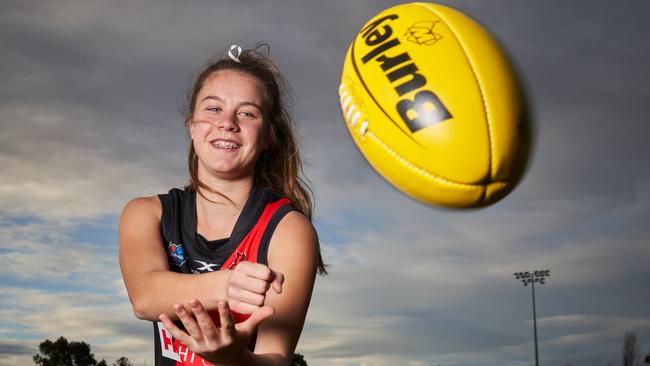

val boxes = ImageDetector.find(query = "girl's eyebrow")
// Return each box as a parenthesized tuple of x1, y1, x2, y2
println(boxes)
(200, 95, 262, 110)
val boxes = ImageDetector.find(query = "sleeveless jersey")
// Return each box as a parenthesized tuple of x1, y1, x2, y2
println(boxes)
(153, 186, 294, 366)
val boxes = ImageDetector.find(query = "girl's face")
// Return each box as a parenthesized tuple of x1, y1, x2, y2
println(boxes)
(189, 69, 269, 181)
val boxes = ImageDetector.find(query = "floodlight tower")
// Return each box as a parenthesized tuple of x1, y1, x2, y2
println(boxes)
(513, 270, 550, 366)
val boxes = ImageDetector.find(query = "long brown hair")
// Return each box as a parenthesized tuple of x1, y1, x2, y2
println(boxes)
(184, 43, 326, 274)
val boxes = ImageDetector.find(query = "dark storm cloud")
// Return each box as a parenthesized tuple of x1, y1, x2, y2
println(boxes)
(465, 1, 650, 201)
(0, 341, 33, 355)
(1, 1, 649, 365)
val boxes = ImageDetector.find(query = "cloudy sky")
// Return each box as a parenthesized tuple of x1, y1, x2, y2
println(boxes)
(1, 1, 649, 365)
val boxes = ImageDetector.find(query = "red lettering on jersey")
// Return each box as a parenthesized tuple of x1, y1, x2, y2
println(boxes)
(161, 328, 174, 353)
(173, 340, 211, 366)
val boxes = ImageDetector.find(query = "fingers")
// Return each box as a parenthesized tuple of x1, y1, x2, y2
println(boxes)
(237, 305, 275, 334)
(217, 301, 235, 345)
(159, 299, 275, 359)
(228, 262, 285, 310)
(174, 303, 202, 339)
(240, 261, 274, 281)
(159, 313, 195, 347)
(228, 298, 260, 315)
(229, 271, 270, 294)
(189, 299, 218, 340)
(236, 262, 284, 287)
(271, 270, 284, 294)
(159, 300, 220, 344)
(228, 287, 266, 306)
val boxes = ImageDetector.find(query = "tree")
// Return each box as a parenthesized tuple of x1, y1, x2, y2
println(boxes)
(112, 357, 133, 366)
(291, 352, 308, 366)
(622, 331, 640, 366)
(33, 337, 130, 366)
(33, 337, 98, 366)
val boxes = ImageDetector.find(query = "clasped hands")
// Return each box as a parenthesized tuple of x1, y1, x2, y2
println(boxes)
(159, 262, 284, 364)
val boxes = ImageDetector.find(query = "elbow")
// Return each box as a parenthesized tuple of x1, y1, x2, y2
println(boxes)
(132, 304, 148, 321)
(130, 295, 158, 321)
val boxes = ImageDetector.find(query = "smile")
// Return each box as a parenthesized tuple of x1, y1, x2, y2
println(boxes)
(210, 139, 241, 150)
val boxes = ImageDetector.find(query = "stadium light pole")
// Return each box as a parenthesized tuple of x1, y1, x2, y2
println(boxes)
(513, 270, 550, 366)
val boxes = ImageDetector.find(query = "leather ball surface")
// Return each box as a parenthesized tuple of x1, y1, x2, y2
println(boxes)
(339, 2, 530, 208)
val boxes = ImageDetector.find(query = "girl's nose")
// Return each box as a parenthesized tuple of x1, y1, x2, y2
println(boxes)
(216, 112, 239, 131)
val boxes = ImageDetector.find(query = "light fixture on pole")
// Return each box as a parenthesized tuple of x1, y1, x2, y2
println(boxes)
(513, 270, 550, 366)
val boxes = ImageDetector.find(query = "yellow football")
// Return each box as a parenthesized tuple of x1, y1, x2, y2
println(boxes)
(339, 2, 530, 208)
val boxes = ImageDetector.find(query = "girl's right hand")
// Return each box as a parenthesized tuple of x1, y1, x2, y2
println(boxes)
(225, 261, 284, 315)
(159, 299, 274, 364)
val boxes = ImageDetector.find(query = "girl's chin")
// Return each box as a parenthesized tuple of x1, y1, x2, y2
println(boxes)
(201, 164, 255, 180)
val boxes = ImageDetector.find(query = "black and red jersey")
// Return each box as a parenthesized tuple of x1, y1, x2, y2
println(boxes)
(153, 186, 294, 366)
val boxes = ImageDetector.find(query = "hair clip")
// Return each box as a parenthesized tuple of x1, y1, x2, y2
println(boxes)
(228, 44, 242, 63)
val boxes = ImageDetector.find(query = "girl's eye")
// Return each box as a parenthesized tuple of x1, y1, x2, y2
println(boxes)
(239, 111, 256, 118)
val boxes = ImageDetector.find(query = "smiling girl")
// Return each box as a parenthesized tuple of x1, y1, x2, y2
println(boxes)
(119, 44, 326, 366)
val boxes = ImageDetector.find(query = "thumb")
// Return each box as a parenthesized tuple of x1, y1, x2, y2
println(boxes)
(271, 270, 284, 294)
(238, 305, 275, 334)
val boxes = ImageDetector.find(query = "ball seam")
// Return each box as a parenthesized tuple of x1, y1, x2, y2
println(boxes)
(339, 83, 508, 192)
(366, 129, 498, 192)
(417, 3, 497, 180)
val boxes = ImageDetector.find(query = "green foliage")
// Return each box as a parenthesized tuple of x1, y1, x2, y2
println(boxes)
(33, 337, 131, 366)
(33, 337, 98, 366)
(291, 352, 307, 366)
(622, 331, 640, 366)
(112, 357, 133, 366)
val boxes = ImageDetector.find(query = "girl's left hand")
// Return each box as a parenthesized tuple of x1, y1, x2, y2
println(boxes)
(159, 298, 274, 364)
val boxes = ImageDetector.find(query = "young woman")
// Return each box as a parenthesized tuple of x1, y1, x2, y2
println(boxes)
(119, 44, 326, 366)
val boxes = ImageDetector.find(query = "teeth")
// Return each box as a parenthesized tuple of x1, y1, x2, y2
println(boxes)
(212, 140, 240, 149)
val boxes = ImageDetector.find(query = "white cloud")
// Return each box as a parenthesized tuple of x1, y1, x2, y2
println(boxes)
(537, 314, 650, 330)
(2, 1, 650, 366)
(295, 181, 650, 365)
(0, 355, 34, 366)
(0, 286, 151, 364)
(0, 219, 119, 290)
(0, 105, 178, 222)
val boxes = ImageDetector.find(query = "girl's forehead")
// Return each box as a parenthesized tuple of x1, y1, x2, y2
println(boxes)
(203, 70, 261, 90)
(197, 70, 267, 107)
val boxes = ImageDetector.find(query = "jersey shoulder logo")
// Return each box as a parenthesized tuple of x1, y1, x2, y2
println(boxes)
(227, 250, 248, 270)
(167, 242, 186, 267)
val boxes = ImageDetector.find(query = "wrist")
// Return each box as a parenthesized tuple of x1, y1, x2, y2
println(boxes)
(202, 270, 231, 310)
(208, 348, 253, 366)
